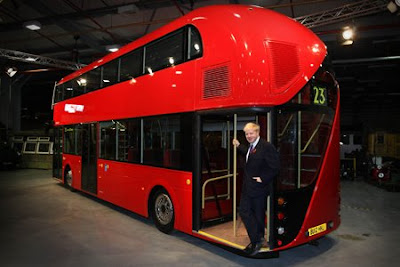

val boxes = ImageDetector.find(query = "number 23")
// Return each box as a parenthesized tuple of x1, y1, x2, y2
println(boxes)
(313, 86, 326, 105)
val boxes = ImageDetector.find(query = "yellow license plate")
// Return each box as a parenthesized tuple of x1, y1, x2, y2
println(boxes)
(308, 223, 327, 237)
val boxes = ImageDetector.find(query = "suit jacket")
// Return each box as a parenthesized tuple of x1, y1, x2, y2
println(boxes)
(238, 138, 280, 197)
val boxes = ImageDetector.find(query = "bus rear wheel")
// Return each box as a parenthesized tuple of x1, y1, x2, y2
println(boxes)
(152, 189, 174, 234)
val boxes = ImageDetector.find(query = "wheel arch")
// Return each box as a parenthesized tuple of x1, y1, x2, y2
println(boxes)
(63, 164, 72, 185)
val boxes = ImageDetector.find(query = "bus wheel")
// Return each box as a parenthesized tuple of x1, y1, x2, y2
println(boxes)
(65, 169, 75, 192)
(152, 189, 174, 234)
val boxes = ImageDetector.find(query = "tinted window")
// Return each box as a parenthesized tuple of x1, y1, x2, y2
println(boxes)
(145, 29, 184, 73)
(55, 84, 64, 102)
(100, 121, 116, 160)
(64, 126, 75, 154)
(117, 120, 140, 162)
(63, 81, 74, 100)
(102, 59, 119, 87)
(120, 48, 143, 81)
(143, 114, 192, 170)
(74, 76, 86, 96)
(86, 68, 101, 92)
(188, 26, 202, 60)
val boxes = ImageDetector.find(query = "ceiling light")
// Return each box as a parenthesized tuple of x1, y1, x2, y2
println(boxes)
(387, 1, 400, 13)
(6, 67, 17, 77)
(23, 21, 41, 30)
(106, 45, 120, 52)
(339, 26, 355, 46)
(26, 57, 37, 62)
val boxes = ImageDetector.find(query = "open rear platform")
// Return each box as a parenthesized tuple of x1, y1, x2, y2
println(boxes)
(198, 217, 270, 252)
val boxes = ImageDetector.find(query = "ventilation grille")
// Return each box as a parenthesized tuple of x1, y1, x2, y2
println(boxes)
(269, 41, 300, 94)
(203, 65, 230, 99)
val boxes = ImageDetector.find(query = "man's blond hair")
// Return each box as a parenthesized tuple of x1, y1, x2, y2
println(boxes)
(243, 122, 260, 132)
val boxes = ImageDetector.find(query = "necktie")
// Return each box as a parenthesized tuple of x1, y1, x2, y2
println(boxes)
(247, 145, 253, 162)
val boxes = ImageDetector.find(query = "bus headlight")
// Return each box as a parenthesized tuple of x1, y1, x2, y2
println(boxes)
(277, 227, 285, 235)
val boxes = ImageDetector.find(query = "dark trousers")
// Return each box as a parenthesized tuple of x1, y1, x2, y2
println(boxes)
(239, 192, 267, 244)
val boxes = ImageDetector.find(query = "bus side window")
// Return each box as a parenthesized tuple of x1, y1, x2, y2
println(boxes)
(55, 84, 64, 102)
(117, 119, 140, 163)
(64, 126, 76, 154)
(86, 68, 101, 92)
(101, 59, 119, 88)
(145, 28, 184, 73)
(100, 121, 117, 160)
(120, 48, 143, 82)
(188, 25, 203, 60)
(63, 81, 74, 101)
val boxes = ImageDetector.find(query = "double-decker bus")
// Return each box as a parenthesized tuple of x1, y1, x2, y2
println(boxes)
(52, 5, 340, 258)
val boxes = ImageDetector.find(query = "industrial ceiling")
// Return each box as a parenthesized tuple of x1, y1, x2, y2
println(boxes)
(0, 0, 399, 131)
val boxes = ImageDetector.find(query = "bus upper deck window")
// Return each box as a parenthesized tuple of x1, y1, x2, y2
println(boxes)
(188, 26, 202, 60)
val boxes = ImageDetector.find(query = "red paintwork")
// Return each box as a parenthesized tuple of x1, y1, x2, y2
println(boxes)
(53, 5, 325, 125)
(54, 4, 338, 253)
(97, 160, 193, 234)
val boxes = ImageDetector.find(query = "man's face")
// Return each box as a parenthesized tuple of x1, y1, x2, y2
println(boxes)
(244, 129, 259, 144)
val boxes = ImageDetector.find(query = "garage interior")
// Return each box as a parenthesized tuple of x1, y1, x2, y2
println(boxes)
(0, 0, 399, 266)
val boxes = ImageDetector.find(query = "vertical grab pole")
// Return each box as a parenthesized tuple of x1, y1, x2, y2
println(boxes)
(227, 121, 231, 200)
(233, 114, 238, 237)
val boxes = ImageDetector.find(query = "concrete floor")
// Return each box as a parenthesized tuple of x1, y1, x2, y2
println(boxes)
(0, 169, 399, 266)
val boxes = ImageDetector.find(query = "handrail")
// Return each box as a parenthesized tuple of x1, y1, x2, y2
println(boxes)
(278, 114, 293, 138)
(202, 173, 234, 209)
(202, 169, 228, 174)
(301, 114, 325, 153)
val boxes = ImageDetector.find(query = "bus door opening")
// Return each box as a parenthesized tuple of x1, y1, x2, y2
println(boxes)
(81, 123, 97, 194)
(198, 112, 273, 251)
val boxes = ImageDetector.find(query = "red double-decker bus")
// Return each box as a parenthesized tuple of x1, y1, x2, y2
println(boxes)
(52, 5, 340, 258)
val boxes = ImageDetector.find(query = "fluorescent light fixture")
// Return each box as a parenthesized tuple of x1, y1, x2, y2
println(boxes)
(26, 57, 37, 62)
(23, 20, 41, 30)
(103, 79, 110, 83)
(6, 67, 17, 77)
(106, 45, 120, 52)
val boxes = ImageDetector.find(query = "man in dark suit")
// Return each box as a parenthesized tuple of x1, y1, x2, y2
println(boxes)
(233, 122, 280, 256)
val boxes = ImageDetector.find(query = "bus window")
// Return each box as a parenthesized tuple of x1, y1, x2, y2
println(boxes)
(75, 76, 87, 95)
(145, 28, 184, 73)
(117, 119, 140, 163)
(120, 48, 143, 81)
(101, 59, 119, 88)
(188, 26, 203, 60)
(143, 115, 181, 168)
(100, 121, 117, 160)
(55, 84, 64, 102)
(86, 68, 101, 92)
(277, 109, 333, 190)
(64, 125, 81, 155)
(63, 81, 74, 100)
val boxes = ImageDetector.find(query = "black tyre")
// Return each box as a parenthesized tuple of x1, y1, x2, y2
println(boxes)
(151, 188, 175, 234)
(64, 169, 75, 192)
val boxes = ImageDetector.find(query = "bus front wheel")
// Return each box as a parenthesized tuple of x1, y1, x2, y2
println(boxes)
(151, 188, 174, 234)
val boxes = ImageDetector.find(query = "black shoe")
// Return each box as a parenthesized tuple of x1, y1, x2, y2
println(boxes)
(244, 242, 253, 254)
(249, 241, 263, 256)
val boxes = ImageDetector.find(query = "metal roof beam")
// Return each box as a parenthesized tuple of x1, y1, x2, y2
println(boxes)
(295, 0, 388, 29)
(0, 48, 84, 70)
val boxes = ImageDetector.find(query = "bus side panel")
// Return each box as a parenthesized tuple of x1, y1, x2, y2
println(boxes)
(53, 62, 196, 126)
(277, 101, 341, 250)
(62, 154, 82, 191)
(96, 160, 193, 234)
